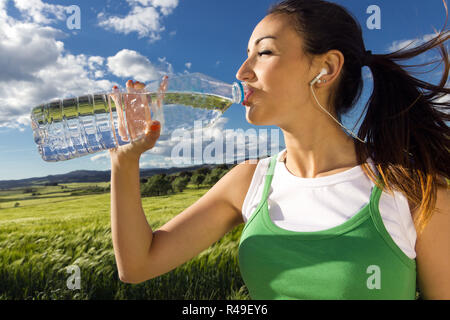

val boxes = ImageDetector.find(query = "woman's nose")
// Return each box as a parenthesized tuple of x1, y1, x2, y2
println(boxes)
(235, 59, 255, 82)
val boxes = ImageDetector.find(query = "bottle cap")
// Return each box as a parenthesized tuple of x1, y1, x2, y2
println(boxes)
(232, 82, 245, 104)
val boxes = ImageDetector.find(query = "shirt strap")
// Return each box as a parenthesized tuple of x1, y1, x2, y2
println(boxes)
(260, 153, 279, 201)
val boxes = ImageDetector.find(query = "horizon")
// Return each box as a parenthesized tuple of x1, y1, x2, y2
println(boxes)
(0, 153, 264, 183)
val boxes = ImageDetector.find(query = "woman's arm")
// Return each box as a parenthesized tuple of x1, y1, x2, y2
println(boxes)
(110, 153, 154, 282)
(415, 185, 450, 299)
(110, 146, 252, 283)
(109, 80, 253, 284)
(109, 119, 162, 282)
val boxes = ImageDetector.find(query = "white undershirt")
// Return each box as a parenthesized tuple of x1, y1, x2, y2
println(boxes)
(241, 148, 417, 259)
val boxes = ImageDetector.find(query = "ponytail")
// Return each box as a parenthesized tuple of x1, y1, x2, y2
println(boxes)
(356, 24, 450, 236)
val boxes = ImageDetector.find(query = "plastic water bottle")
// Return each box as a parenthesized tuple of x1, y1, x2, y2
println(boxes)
(30, 73, 248, 162)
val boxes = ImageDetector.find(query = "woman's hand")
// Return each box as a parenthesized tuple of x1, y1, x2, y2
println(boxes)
(109, 80, 161, 164)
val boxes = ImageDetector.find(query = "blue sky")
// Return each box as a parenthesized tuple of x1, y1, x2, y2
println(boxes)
(0, 0, 447, 180)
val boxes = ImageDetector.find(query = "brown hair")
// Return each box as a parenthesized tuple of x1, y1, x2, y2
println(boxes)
(268, 0, 450, 237)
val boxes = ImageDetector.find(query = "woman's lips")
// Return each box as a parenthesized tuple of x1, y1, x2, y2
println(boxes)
(243, 88, 254, 106)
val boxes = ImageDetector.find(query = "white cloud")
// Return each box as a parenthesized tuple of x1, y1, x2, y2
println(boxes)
(185, 62, 192, 69)
(94, 70, 104, 78)
(157, 57, 174, 74)
(35, 53, 113, 96)
(0, 1, 177, 130)
(88, 56, 105, 70)
(0, 2, 113, 130)
(149, 0, 178, 16)
(90, 151, 110, 162)
(99, 0, 179, 41)
(107, 49, 161, 82)
(137, 118, 282, 167)
(127, 0, 179, 16)
(0, 52, 114, 129)
(388, 33, 438, 53)
(12, 0, 66, 24)
(139, 156, 177, 168)
(99, 6, 163, 41)
(0, 23, 65, 82)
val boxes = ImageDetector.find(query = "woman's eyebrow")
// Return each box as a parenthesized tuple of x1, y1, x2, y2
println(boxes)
(247, 36, 277, 53)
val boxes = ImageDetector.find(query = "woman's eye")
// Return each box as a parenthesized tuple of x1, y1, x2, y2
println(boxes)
(258, 50, 272, 56)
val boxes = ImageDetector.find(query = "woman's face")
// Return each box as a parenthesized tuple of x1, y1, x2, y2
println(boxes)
(236, 13, 316, 127)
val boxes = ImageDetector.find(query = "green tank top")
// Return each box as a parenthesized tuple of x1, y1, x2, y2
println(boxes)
(238, 153, 417, 300)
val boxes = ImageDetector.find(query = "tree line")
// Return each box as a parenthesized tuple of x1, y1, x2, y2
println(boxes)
(140, 164, 232, 197)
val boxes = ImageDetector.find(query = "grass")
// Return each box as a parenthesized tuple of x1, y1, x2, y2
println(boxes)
(0, 184, 249, 300)
(1, 180, 431, 300)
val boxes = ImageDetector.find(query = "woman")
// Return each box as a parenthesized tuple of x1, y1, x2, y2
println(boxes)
(109, 0, 450, 299)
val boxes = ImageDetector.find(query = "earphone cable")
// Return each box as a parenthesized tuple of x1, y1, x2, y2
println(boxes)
(309, 83, 366, 144)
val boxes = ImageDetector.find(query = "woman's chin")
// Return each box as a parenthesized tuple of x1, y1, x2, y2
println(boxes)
(245, 110, 271, 126)
(245, 106, 257, 123)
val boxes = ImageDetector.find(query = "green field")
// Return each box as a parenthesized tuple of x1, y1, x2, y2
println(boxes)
(0, 183, 249, 300)
(1, 180, 430, 300)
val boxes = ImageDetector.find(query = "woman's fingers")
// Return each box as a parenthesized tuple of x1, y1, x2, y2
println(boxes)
(140, 120, 161, 150)
(156, 75, 169, 112)
(109, 80, 161, 160)
(134, 81, 145, 90)
(111, 85, 128, 140)
(127, 80, 151, 140)
(111, 119, 161, 159)
(133, 81, 152, 133)
(125, 80, 138, 140)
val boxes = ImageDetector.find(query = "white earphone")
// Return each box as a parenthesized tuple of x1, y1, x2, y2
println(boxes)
(309, 68, 328, 86)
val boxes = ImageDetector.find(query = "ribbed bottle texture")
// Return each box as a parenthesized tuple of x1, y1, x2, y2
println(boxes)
(30, 73, 246, 162)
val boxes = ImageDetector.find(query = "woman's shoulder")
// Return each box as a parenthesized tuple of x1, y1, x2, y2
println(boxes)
(231, 157, 268, 188)
(223, 157, 270, 218)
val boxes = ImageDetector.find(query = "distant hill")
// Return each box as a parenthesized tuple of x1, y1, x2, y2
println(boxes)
(0, 152, 272, 190)
(0, 164, 223, 190)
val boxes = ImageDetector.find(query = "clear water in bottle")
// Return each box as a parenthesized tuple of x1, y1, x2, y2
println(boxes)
(30, 72, 247, 162)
